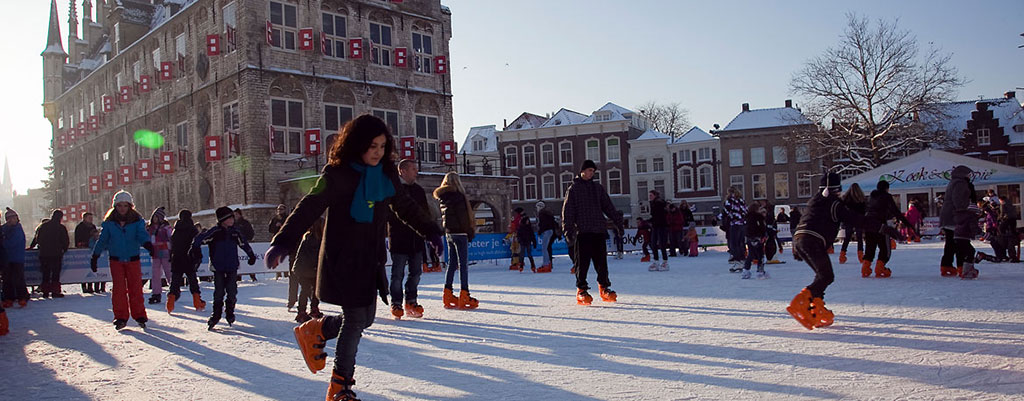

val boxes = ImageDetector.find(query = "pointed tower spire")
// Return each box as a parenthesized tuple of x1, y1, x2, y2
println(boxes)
(44, 0, 65, 52)
(0, 157, 13, 207)
(68, 0, 79, 38)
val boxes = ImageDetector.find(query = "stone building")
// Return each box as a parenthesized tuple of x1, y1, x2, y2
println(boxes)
(41, 0, 514, 239)
(627, 126, 721, 224)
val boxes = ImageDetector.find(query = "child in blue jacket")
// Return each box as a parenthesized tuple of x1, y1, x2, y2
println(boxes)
(190, 206, 256, 330)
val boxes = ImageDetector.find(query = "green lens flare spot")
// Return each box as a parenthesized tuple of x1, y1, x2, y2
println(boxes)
(133, 130, 165, 149)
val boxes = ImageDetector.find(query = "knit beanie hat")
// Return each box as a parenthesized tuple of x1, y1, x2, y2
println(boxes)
(111, 190, 134, 208)
(5, 207, 18, 220)
(819, 173, 842, 192)
(151, 206, 166, 222)
(215, 206, 234, 223)
(580, 159, 597, 172)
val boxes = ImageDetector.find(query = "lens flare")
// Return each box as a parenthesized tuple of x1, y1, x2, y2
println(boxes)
(133, 130, 165, 149)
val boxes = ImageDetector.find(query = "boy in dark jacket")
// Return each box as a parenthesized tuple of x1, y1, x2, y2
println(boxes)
(292, 218, 324, 323)
(740, 203, 768, 279)
(191, 206, 257, 330)
(166, 209, 204, 313)
(517, 212, 538, 272)
(787, 173, 863, 330)
(34, 209, 70, 298)
(860, 180, 915, 278)
(536, 201, 559, 270)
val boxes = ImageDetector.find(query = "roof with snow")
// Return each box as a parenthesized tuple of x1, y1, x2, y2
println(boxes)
(633, 129, 671, 141)
(540, 108, 589, 128)
(581, 102, 636, 123)
(673, 126, 715, 144)
(505, 113, 548, 131)
(923, 97, 1024, 145)
(461, 125, 499, 154)
(720, 107, 813, 132)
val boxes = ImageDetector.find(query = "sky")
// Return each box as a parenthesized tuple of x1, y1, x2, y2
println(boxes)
(2, 0, 1021, 194)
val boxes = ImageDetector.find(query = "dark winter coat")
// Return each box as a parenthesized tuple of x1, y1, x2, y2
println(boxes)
(939, 166, 974, 238)
(537, 208, 559, 234)
(2, 223, 25, 264)
(681, 207, 694, 228)
(998, 202, 1019, 235)
(235, 217, 255, 242)
(650, 198, 668, 227)
(74, 221, 96, 248)
(268, 214, 287, 235)
(794, 192, 862, 246)
(388, 181, 430, 255)
(841, 200, 866, 229)
(291, 232, 321, 281)
(864, 189, 911, 233)
(776, 212, 790, 224)
(270, 163, 441, 308)
(517, 217, 537, 248)
(34, 219, 70, 259)
(191, 225, 255, 272)
(789, 209, 802, 233)
(725, 196, 747, 226)
(562, 175, 622, 238)
(170, 219, 199, 266)
(435, 186, 476, 241)
(636, 220, 652, 241)
(745, 208, 767, 239)
(668, 209, 685, 232)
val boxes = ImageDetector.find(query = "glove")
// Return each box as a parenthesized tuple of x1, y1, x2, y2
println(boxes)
(90, 255, 99, 273)
(247, 254, 257, 266)
(379, 291, 389, 306)
(142, 242, 155, 258)
(265, 245, 289, 269)
(428, 235, 444, 258)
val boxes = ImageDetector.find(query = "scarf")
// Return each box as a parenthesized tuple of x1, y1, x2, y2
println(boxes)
(349, 162, 396, 223)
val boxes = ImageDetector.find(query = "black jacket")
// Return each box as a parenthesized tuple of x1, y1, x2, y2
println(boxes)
(34, 219, 70, 259)
(561, 175, 622, 237)
(388, 181, 430, 255)
(746, 209, 767, 238)
(795, 192, 862, 245)
(236, 217, 255, 242)
(170, 219, 199, 266)
(517, 217, 536, 248)
(650, 198, 668, 227)
(537, 208, 559, 233)
(291, 232, 321, 281)
(435, 186, 476, 241)
(864, 190, 911, 233)
(271, 163, 441, 307)
(74, 221, 96, 248)
(268, 214, 287, 235)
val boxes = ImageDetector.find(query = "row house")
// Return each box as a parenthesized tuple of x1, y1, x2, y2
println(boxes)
(941, 91, 1024, 167)
(627, 127, 721, 224)
(41, 0, 492, 238)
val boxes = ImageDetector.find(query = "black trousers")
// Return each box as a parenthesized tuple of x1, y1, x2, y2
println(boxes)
(940, 229, 975, 267)
(574, 233, 611, 291)
(2, 263, 28, 301)
(793, 234, 834, 300)
(841, 227, 863, 252)
(321, 303, 376, 379)
(863, 231, 891, 263)
(39, 255, 63, 293)
(168, 258, 201, 297)
(212, 271, 238, 318)
(296, 276, 319, 313)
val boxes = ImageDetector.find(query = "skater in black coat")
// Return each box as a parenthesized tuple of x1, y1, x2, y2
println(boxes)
(860, 180, 915, 278)
(166, 210, 204, 313)
(517, 212, 538, 271)
(839, 183, 866, 265)
(292, 217, 324, 323)
(939, 165, 981, 278)
(740, 203, 768, 278)
(265, 115, 443, 401)
(786, 173, 864, 330)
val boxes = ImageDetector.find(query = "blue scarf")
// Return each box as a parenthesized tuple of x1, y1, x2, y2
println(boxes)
(349, 162, 395, 223)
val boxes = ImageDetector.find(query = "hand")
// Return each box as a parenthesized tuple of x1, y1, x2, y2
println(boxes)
(248, 254, 257, 266)
(265, 245, 289, 269)
(142, 242, 156, 258)
(379, 292, 389, 306)
(90, 255, 99, 273)
(428, 235, 444, 258)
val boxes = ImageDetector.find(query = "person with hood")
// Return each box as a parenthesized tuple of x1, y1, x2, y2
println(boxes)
(2, 208, 28, 307)
(516, 209, 538, 272)
(647, 190, 670, 271)
(562, 160, 623, 305)
(786, 173, 863, 330)
(939, 165, 981, 279)
(264, 115, 443, 401)
(839, 183, 867, 265)
(191, 206, 258, 330)
(536, 201, 559, 271)
(90, 191, 156, 330)
(147, 207, 173, 304)
(75, 212, 102, 293)
(166, 209, 204, 313)
(861, 180, 915, 278)
(387, 159, 431, 319)
(292, 217, 325, 323)
(434, 172, 480, 308)
(33, 209, 70, 298)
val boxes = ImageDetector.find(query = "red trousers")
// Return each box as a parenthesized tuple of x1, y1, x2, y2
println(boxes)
(109, 260, 147, 322)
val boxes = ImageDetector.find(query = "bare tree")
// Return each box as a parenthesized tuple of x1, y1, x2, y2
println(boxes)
(637, 101, 692, 139)
(790, 14, 965, 174)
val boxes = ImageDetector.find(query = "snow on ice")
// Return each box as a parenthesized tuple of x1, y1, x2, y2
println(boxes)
(1, 240, 1023, 400)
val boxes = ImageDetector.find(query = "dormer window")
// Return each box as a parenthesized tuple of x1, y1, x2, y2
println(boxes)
(554, 120, 562, 125)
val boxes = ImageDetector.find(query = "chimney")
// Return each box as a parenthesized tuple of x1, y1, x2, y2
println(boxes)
(503, 119, 507, 130)
(741, 103, 750, 112)
(785, 99, 792, 108)
(1005, 91, 1016, 99)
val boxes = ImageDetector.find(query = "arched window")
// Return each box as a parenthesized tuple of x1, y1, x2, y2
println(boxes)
(541, 174, 556, 199)
(540, 143, 554, 166)
(524, 175, 538, 200)
(559, 141, 573, 165)
(679, 166, 694, 192)
(504, 145, 518, 169)
(522, 144, 536, 168)
(698, 165, 713, 190)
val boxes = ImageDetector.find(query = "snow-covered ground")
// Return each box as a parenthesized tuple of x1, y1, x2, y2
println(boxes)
(2, 240, 1023, 400)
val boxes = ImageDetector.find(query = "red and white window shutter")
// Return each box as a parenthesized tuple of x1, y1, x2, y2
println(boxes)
(299, 28, 314, 51)
(102, 95, 114, 112)
(441, 141, 456, 164)
(68, 127, 78, 144)
(205, 136, 223, 162)
(349, 39, 363, 59)
(89, 176, 101, 194)
(400, 137, 416, 160)
(266, 21, 274, 45)
(395, 47, 408, 68)
(304, 129, 321, 156)
(103, 171, 115, 189)
(77, 122, 87, 139)
(435, 56, 447, 74)
(119, 85, 132, 102)
(159, 151, 175, 174)
(88, 115, 99, 131)
(206, 34, 221, 56)
(119, 165, 134, 185)
(136, 159, 153, 180)
(139, 75, 152, 93)
(160, 61, 173, 81)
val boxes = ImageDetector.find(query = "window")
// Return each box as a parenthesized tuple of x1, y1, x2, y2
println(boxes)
(541, 174, 556, 199)
(774, 172, 789, 199)
(415, 115, 438, 140)
(635, 159, 648, 173)
(679, 167, 694, 191)
(504, 146, 518, 169)
(541, 143, 554, 166)
(324, 104, 354, 132)
(697, 147, 712, 162)
(223, 2, 237, 52)
(223, 102, 239, 155)
(607, 169, 622, 194)
(773, 146, 787, 164)
(637, 181, 649, 203)
(559, 141, 572, 165)
(729, 149, 743, 167)
(524, 175, 537, 200)
(560, 172, 574, 197)
(797, 171, 812, 198)
(653, 157, 664, 172)
(752, 174, 766, 199)
(586, 139, 600, 161)
(511, 180, 520, 201)
(175, 33, 187, 66)
(796, 144, 810, 163)
(269, 1, 298, 50)
(412, 32, 433, 73)
(472, 138, 486, 152)
(606, 137, 620, 161)
(176, 121, 189, 149)
(372, 109, 399, 136)
(594, 112, 611, 122)
(416, 141, 439, 163)
(593, 171, 601, 185)
(730, 175, 744, 197)
(751, 147, 765, 166)
(698, 165, 713, 190)
(654, 179, 665, 197)
(270, 98, 303, 155)
(679, 149, 692, 164)
(522, 145, 536, 167)
(321, 12, 347, 59)
(977, 128, 991, 146)
(369, 22, 393, 66)
(152, 48, 161, 69)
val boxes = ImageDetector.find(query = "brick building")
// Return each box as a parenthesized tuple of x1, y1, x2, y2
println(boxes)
(42, 0, 479, 239)
(714, 101, 820, 210)
(627, 126, 721, 224)
(938, 91, 1024, 167)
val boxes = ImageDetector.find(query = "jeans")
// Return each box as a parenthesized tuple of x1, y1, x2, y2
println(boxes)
(728, 224, 747, 261)
(863, 231, 891, 263)
(322, 303, 376, 379)
(744, 237, 765, 271)
(651, 226, 669, 260)
(540, 230, 554, 265)
(445, 234, 470, 291)
(390, 252, 423, 305)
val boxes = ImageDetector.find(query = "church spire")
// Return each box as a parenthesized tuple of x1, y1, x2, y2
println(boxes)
(44, 0, 65, 53)
(68, 0, 79, 38)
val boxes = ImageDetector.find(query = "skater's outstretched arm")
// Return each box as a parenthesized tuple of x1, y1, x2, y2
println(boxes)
(272, 170, 332, 252)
